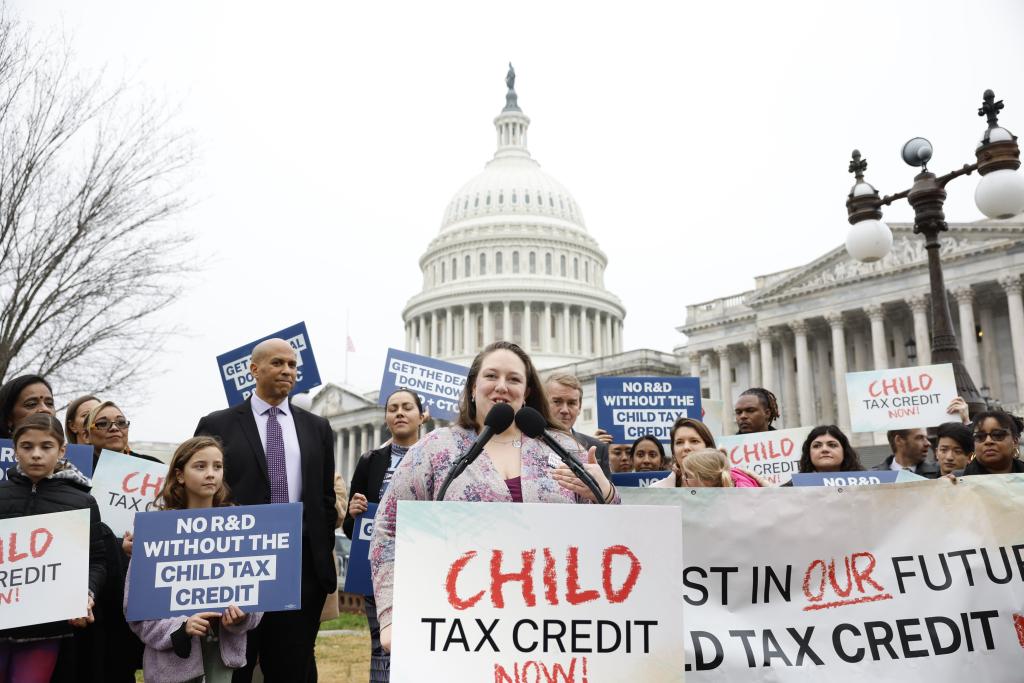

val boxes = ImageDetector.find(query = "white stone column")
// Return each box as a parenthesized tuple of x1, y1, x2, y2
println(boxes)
(445, 308, 454, 357)
(851, 327, 867, 372)
(344, 429, 355, 479)
(708, 355, 721, 401)
(790, 321, 815, 427)
(542, 302, 552, 354)
(364, 424, 374, 453)
(405, 322, 412, 352)
(746, 340, 761, 388)
(1000, 275, 1024, 402)
(716, 345, 732, 411)
(355, 424, 366, 461)
(463, 305, 473, 356)
(595, 313, 604, 357)
(523, 302, 532, 351)
(414, 316, 423, 354)
(906, 295, 931, 365)
(866, 304, 888, 371)
(826, 312, 851, 432)
(978, 304, 1000, 393)
(578, 308, 587, 356)
(430, 310, 438, 357)
(781, 334, 797, 427)
(483, 304, 493, 345)
(502, 301, 512, 342)
(688, 351, 701, 379)
(758, 328, 776, 393)
(814, 332, 834, 423)
(603, 315, 612, 356)
(892, 321, 907, 368)
(561, 305, 571, 354)
(333, 430, 343, 480)
(953, 287, 982, 384)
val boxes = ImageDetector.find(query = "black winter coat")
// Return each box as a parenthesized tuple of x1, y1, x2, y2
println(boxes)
(0, 463, 106, 642)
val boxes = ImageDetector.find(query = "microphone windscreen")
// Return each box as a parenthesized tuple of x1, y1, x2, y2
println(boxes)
(483, 402, 516, 433)
(513, 406, 547, 438)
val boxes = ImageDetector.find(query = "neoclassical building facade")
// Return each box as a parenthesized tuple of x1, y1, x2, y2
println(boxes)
(676, 220, 1024, 439)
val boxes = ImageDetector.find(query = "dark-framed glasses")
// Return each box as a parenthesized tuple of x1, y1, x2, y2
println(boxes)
(973, 429, 1010, 443)
(92, 418, 130, 432)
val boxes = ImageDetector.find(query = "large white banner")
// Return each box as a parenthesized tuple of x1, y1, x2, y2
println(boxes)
(717, 427, 813, 486)
(391, 501, 685, 682)
(621, 476, 1024, 681)
(0, 508, 91, 629)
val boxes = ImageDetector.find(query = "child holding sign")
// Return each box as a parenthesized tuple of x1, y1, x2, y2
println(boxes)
(125, 436, 261, 683)
(0, 414, 105, 683)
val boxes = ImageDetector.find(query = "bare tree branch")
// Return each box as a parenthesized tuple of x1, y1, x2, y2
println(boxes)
(0, 12, 194, 400)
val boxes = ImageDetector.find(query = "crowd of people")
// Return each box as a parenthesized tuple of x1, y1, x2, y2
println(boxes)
(0, 338, 1021, 683)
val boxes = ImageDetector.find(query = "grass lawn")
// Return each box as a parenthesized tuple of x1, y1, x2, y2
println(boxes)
(135, 614, 371, 682)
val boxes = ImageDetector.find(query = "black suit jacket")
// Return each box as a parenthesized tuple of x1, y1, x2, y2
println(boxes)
(194, 398, 337, 594)
(571, 430, 611, 477)
(342, 444, 391, 540)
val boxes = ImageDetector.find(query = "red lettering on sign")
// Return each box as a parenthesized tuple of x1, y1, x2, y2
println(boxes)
(489, 549, 536, 608)
(122, 472, 164, 497)
(868, 373, 935, 397)
(601, 545, 641, 603)
(446, 550, 484, 610)
(801, 551, 893, 611)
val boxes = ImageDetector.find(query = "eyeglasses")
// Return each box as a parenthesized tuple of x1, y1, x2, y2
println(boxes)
(973, 429, 1010, 443)
(92, 418, 130, 432)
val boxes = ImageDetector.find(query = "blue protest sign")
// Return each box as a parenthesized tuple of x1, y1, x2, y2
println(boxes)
(343, 502, 377, 596)
(611, 471, 672, 488)
(126, 503, 303, 621)
(596, 376, 702, 444)
(378, 348, 468, 422)
(1, 439, 93, 480)
(790, 471, 900, 487)
(216, 322, 321, 407)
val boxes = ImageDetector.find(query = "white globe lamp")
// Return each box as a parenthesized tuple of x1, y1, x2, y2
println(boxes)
(846, 218, 893, 263)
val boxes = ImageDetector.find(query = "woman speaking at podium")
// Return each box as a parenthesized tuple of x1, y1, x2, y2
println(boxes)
(369, 341, 618, 656)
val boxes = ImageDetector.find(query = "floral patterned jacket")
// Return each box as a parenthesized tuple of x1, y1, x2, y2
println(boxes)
(369, 425, 619, 630)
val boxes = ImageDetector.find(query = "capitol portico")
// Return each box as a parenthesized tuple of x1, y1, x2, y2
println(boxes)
(676, 220, 1024, 439)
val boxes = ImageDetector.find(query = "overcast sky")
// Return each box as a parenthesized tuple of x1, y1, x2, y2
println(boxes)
(16, 0, 1024, 442)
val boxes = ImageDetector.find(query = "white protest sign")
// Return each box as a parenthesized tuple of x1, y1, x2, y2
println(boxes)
(846, 363, 957, 433)
(91, 449, 166, 536)
(0, 509, 90, 629)
(716, 427, 813, 486)
(620, 476, 1024, 681)
(391, 501, 685, 682)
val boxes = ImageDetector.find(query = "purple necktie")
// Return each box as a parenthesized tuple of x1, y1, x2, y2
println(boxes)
(266, 406, 290, 504)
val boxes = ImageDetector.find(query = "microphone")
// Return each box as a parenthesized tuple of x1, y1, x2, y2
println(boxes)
(436, 402, 516, 501)
(514, 407, 606, 504)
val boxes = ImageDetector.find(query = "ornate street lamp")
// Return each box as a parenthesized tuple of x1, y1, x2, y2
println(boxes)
(845, 90, 1024, 416)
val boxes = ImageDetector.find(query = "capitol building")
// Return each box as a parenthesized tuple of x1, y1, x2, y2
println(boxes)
(313, 69, 1024, 479)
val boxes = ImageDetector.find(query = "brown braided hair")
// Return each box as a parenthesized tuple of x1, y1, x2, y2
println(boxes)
(738, 387, 780, 427)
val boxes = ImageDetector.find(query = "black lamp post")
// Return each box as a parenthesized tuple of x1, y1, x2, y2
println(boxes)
(845, 90, 1024, 417)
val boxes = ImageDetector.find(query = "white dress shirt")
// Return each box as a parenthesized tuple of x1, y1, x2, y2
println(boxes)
(251, 393, 303, 503)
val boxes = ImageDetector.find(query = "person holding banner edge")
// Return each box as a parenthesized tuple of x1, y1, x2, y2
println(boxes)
(125, 436, 262, 683)
(0, 415, 105, 682)
(194, 338, 336, 683)
(369, 341, 618, 654)
(344, 388, 427, 683)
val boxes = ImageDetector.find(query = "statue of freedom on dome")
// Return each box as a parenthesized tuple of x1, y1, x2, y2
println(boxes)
(503, 63, 520, 111)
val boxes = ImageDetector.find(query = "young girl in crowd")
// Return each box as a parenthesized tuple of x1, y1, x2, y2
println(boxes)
(125, 436, 261, 683)
(680, 448, 766, 488)
(0, 414, 105, 683)
(652, 418, 717, 488)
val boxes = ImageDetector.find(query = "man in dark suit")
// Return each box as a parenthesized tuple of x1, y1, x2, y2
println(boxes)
(545, 372, 610, 476)
(195, 338, 337, 682)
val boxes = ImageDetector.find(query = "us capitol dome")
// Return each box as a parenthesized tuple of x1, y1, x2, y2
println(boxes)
(402, 65, 626, 368)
